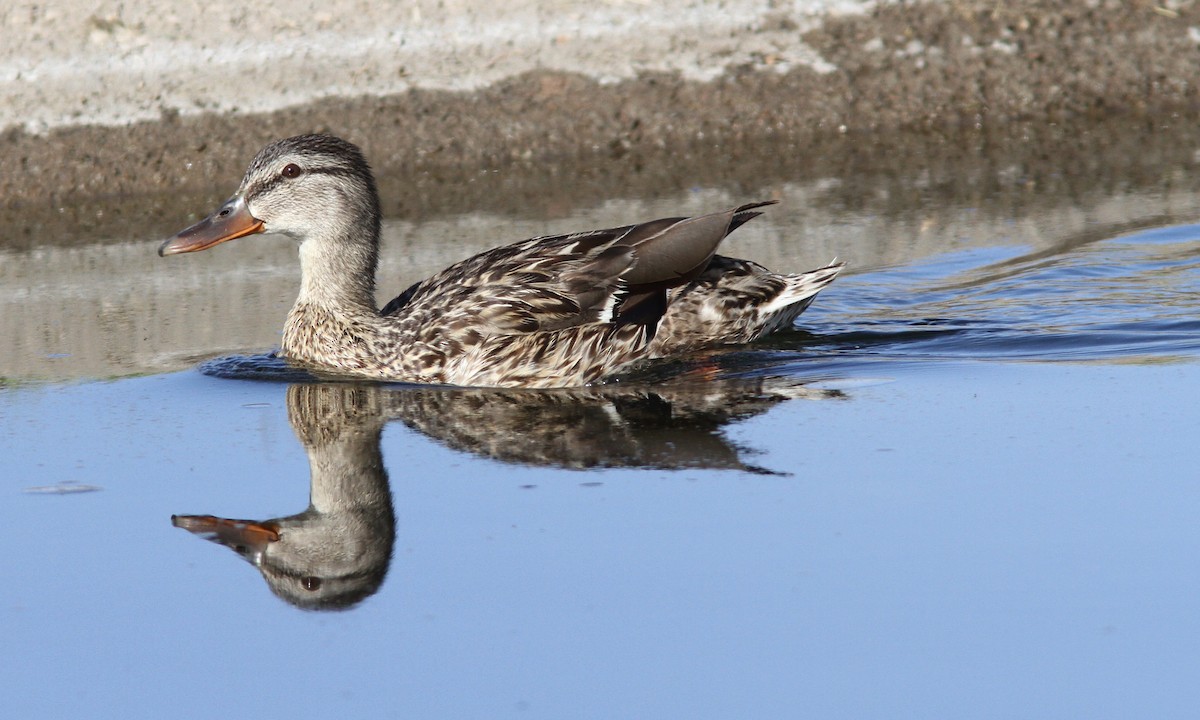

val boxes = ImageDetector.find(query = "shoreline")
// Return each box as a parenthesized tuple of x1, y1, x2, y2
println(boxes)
(3, 0, 1199, 214)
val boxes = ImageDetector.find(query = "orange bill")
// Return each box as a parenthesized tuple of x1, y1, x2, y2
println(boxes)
(158, 195, 264, 256)
(172, 514, 281, 559)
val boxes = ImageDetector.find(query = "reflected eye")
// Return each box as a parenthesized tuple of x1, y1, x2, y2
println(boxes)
(281, 163, 303, 179)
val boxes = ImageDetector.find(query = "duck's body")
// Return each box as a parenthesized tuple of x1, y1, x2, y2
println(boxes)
(160, 134, 842, 388)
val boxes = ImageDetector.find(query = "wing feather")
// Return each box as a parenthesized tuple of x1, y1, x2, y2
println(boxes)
(381, 201, 779, 339)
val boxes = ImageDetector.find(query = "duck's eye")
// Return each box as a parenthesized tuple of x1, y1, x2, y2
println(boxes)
(281, 163, 303, 179)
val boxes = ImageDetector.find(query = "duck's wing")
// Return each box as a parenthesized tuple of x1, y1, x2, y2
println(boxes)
(383, 201, 777, 336)
(383, 229, 637, 333)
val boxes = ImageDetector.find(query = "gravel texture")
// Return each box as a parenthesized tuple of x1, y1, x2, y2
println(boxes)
(2, 0, 1199, 217)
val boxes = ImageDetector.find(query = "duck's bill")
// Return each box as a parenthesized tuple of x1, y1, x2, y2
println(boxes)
(158, 195, 264, 257)
(172, 514, 280, 562)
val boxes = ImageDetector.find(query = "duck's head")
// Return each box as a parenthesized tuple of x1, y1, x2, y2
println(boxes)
(158, 134, 381, 257)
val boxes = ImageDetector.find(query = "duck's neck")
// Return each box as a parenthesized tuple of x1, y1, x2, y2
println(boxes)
(295, 227, 380, 315)
(289, 385, 392, 514)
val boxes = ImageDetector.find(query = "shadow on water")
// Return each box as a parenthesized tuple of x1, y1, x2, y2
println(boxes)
(173, 377, 844, 609)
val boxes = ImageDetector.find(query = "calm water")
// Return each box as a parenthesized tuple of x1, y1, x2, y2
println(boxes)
(4, 125, 1200, 718)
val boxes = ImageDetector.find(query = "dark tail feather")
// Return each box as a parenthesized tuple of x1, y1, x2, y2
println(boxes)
(614, 289, 667, 329)
(613, 201, 780, 333)
(728, 200, 779, 234)
(621, 200, 778, 292)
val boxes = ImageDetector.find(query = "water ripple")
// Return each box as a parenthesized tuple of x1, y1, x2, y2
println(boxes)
(802, 222, 1200, 366)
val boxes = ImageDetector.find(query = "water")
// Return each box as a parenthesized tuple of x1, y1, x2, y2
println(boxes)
(810, 222, 1200, 364)
(3, 124, 1200, 718)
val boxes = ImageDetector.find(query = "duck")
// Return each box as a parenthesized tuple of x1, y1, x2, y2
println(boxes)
(159, 134, 843, 388)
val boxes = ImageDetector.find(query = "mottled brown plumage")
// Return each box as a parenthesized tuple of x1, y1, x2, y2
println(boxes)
(159, 134, 843, 388)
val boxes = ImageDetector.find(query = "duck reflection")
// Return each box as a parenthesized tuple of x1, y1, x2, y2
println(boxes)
(386, 378, 841, 472)
(174, 378, 842, 609)
(174, 384, 395, 611)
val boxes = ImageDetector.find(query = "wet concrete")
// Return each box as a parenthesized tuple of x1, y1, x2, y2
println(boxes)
(5, 114, 1200, 252)
(3, 0, 1199, 218)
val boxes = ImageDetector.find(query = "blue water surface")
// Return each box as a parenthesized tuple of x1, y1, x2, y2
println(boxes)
(3, 210, 1200, 719)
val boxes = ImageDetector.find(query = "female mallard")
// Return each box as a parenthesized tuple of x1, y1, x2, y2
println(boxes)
(159, 134, 842, 388)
